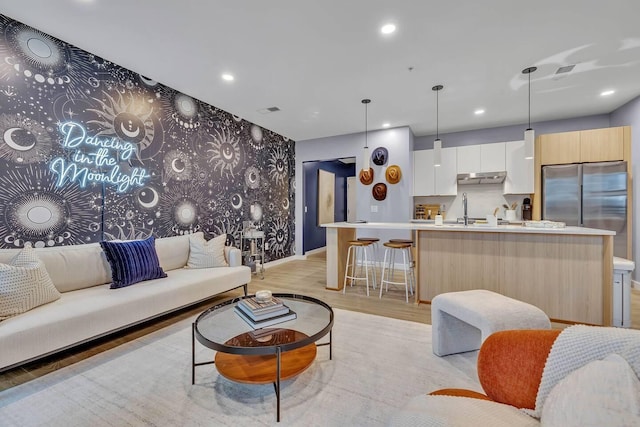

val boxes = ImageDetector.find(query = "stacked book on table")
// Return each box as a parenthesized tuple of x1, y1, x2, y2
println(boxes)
(235, 296, 297, 329)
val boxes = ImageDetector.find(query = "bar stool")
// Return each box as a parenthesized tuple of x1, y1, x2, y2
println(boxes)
(380, 241, 414, 303)
(356, 237, 380, 289)
(388, 239, 416, 289)
(343, 240, 375, 296)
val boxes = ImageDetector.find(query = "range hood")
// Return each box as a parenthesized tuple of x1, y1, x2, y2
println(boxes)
(457, 171, 507, 185)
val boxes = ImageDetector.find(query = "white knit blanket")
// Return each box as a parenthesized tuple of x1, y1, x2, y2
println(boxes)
(529, 325, 640, 418)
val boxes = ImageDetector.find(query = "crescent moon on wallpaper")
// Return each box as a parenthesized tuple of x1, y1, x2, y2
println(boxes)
(171, 158, 185, 173)
(4, 128, 35, 151)
(139, 75, 158, 86)
(119, 122, 141, 139)
(138, 187, 159, 209)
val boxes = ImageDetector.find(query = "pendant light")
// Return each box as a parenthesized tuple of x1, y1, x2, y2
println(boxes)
(361, 99, 371, 171)
(432, 85, 443, 167)
(522, 67, 537, 160)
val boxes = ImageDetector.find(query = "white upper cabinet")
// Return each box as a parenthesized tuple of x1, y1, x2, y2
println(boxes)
(413, 147, 457, 196)
(413, 149, 435, 196)
(457, 143, 506, 173)
(480, 142, 506, 172)
(435, 147, 457, 195)
(504, 140, 534, 194)
(456, 145, 481, 173)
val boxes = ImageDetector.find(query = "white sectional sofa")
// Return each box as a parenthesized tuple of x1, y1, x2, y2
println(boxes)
(0, 233, 251, 371)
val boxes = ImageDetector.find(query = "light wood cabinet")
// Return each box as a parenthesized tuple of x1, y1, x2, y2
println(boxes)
(539, 127, 624, 165)
(504, 140, 534, 194)
(413, 148, 457, 196)
(580, 127, 624, 162)
(539, 131, 580, 165)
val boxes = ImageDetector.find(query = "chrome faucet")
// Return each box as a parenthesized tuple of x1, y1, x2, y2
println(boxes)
(462, 192, 469, 226)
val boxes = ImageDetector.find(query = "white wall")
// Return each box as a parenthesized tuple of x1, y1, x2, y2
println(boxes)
(295, 127, 413, 255)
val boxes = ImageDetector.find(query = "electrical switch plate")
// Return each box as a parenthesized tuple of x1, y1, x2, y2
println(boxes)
(371, 205, 378, 213)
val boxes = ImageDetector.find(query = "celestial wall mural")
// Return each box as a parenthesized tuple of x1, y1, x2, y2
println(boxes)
(0, 15, 295, 262)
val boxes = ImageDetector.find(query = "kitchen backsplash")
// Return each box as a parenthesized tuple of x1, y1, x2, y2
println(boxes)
(415, 185, 528, 220)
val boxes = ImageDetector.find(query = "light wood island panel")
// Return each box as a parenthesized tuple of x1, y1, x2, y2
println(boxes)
(417, 229, 613, 325)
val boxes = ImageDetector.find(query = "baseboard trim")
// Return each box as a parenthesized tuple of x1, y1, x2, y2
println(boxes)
(633, 279, 640, 291)
(260, 254, 301, 269)
(304, 247, 327, 256)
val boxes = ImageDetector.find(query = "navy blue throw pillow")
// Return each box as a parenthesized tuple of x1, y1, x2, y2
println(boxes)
(100, 236, 167, 289)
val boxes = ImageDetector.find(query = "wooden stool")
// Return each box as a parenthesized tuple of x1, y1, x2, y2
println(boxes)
(387, 239, 415, 288)
(357, 237, 380, 289)
(343, 240, 375, 296)
(380, 241, 414, 303)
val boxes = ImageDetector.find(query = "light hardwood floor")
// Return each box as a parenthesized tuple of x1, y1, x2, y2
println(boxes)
(1, 251, 639, 391)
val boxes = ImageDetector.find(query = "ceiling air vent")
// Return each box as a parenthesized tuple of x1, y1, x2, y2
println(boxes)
(555, 65, 575, 74)
(257, 106, 281, 114)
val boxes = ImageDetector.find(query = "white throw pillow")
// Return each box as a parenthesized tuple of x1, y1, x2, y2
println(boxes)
(187, 233, 228, 268)
(0, 244, 62, 320)
(541, 353, 640, 427)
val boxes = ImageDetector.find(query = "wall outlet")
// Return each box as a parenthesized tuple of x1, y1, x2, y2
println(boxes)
(371, 205, 378, 213)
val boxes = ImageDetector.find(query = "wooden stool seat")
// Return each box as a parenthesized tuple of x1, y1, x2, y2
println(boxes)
(383, 241, 412, 249)
(347, 240, 372, 246)
(357, 237, 380, 242)
(389, 239, 413, 244)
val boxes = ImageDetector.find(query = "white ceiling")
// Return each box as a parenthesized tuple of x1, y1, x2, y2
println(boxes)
(1, 0, 639, 142)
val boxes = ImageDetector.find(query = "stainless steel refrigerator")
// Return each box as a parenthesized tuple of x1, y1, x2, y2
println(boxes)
(542, 161, 627, 258)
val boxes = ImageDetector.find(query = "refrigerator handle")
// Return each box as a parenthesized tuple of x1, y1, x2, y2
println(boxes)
(579, 183, 583, 226)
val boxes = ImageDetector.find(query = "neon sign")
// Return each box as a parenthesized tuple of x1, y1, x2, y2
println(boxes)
(50, 121, 149, 193)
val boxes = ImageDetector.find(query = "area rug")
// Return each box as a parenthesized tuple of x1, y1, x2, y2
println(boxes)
(0, 309, 481, 426)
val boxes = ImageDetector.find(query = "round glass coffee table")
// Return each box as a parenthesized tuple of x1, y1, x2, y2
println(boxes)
(192, 293, 334, 422)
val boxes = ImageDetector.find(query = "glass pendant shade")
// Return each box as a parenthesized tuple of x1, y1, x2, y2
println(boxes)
(433, 139, 442, 167)
(524, 128, 534, 160)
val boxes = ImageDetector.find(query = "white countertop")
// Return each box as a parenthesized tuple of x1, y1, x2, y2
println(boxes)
(321, 221, 615, 236)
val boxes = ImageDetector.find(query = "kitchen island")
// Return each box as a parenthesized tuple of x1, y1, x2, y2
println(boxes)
(322, 222, 615, 326)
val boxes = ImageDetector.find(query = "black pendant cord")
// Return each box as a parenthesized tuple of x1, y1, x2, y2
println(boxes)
(436, 89, 439, 140)
(362, 98, 371, 150)
(528, 71, 531, 129)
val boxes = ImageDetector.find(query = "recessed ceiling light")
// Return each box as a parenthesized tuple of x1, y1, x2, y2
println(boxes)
(474, 109, 485, 115)
(600, 89, 615, 97)
(382, 123, 390, 128)
(380, 24, 396, 34)
(221, 73, 234, 82)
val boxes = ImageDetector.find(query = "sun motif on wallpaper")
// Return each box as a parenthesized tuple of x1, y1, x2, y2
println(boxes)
(162, 150, 192, 182)
(0, 113, 53, 163)
(0, 163, 101, 247)
(211, 217, 242, 247)
(267, 145, 289, 186)
(157, 181, 210, 235)
(205, 127, 244, 178)
(87, 90, 163, 161)
(267, 216, 291, 257)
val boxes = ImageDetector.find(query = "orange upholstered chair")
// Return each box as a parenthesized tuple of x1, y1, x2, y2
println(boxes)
(430, 329, 561, 410)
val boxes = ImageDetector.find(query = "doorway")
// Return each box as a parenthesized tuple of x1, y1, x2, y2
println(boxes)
(302, 158, 356, 253)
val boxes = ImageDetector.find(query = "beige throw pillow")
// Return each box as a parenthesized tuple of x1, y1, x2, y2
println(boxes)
(0, 244, 62, 320)
(187, 234, 228, 268)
